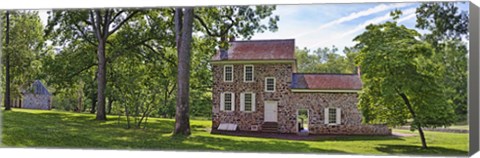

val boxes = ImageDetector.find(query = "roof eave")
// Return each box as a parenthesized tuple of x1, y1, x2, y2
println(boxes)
(291, 89, 362, 93)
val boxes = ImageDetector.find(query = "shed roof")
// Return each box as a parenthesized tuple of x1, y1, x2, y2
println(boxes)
(23, 80, 51, 95)
(211, 39, 295, 61)
(291, 73, 362, 90)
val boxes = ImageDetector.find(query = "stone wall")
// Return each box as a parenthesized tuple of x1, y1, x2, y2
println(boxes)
(22, 94, 51, 110)
(211, 62, 390, 135)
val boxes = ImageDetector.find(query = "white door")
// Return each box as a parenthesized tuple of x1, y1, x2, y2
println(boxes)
(264, 101, 278, 122)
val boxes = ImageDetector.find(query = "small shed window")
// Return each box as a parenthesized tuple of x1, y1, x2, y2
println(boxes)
(265, 77, 276, 92)
(244, 65, 254, 82)
(224, 65, 234, 82)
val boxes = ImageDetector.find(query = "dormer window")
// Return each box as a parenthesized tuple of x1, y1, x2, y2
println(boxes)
(224, 65, 234, 82)
(244, 65, 254, 82)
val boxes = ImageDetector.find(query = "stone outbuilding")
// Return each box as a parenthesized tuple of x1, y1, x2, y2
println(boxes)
(210, 39, 391, 135)
(12, 80, 52, 110)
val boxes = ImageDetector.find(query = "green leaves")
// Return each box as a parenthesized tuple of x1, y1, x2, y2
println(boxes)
(354, 18, 455, 129)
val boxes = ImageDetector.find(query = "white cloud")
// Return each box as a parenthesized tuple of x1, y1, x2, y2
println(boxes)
(292, 3, 413, 39)
(308, 7, 417, 49)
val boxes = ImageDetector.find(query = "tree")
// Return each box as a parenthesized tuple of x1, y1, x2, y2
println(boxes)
(294, 46, 356, 74)
(4, 11, 11, 111)
(416, 2, 468, 122)
(46, 9, 141, 120)
(173, 7, 194, 136)
(3, 11, 45, 111)
(354, 20, 455, 149)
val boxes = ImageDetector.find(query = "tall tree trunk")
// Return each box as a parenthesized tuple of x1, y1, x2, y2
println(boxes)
(399, 92, 428, 149)
(173, 7, 194, 136)
(4, 11, 11, 111)
(96, 39, 107, 120)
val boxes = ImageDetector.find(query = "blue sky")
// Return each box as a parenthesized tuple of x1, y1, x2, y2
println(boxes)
(250, 2, 469, 54)
(37, 2, 469, 54)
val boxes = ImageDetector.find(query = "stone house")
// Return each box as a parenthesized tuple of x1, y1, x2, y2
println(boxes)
(210, 39, 391, 135)
(12, 80, 52, 110)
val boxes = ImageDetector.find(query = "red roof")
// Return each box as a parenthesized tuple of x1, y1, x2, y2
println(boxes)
(211, 39, 295, 61)
(292, 73, 362, 90)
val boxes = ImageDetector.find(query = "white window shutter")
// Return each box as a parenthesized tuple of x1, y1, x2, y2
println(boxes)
(252, 93, 256, 112)
(324, 108, 329, 124)
(220, 93, 225, 111)
(231, 93, 235, 111)
(240, 93, 245, 111)
(336, 108, 341, 125)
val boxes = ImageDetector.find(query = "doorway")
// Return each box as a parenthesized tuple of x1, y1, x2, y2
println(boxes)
(264, 101, 278, 122)
(297, 109, 309, 133)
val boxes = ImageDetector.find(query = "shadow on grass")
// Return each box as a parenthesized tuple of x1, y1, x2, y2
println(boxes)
(168, 135, 349, 154)
(375, 144, 467, 156)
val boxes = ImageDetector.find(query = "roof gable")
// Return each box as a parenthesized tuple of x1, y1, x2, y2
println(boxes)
(23, 80, 51, 95)
(211, 39, 295, 61)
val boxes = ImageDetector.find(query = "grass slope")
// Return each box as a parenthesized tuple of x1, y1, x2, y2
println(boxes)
(1, 109, 468, 156)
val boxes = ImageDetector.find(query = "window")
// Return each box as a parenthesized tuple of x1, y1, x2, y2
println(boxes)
(328, 108, 337, 124)
(244, 65, 254, 82)
(324, 108, 341, 125)
(224, 65, 233, 82)
(220, 92, 235, 111)
(265, 77, 276, 92)
(240, 92, 256, 112)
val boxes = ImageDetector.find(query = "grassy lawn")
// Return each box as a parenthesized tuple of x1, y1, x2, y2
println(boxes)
(1, 109, 468, 156)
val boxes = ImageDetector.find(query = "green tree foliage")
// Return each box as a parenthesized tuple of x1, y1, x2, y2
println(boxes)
(416, 2, 468, 122)
(2, 11, 45, 109)
(294, 46, 358, 73)
(354, 20, 456, 149)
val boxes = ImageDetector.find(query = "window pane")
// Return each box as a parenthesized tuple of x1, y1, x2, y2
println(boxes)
(225, 93, 232, 111)
(245, 93, 252, 111)
(245, 66, 253, 81)
(328, 108, 336, 124)
(225, 66, 232, 81)
(266, 78, 275, 91)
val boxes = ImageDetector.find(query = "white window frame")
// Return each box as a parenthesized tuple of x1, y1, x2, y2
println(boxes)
(240, 92, 256, 112)
(264, 77, 276, 92)
(243, 65, 254, 82)
(220, 92, 235, 112)
(324, 108, 341, 125)
(223, 65, 234, 82)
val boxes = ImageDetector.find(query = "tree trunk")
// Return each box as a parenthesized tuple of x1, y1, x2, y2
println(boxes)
(399, 92, 428, 149)
(4, 11, 11, 111)
(96, 38, 107, 120)
(107, 97, 114, 114)
(90, 90, 97, 114)
(173, 7, 194, 136)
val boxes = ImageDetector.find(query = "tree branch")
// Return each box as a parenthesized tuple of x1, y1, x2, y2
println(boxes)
(72, 22, 97, 46)
(108, 10, 140, 36)
(142, 43, 177, 66)
(90, 10, 101, 40)
(110, 10, 125, 24)
(66, 63, 98, 79)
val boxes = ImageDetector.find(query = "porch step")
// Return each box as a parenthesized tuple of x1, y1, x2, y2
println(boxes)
(261, 122, 278, 133)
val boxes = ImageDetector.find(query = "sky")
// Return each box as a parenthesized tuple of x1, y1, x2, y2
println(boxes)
(250, 2, 469, 53)
(37, 2, 469, 54)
